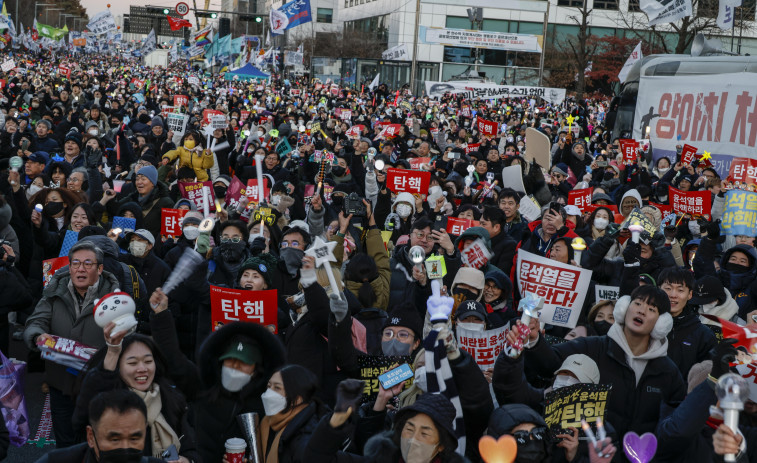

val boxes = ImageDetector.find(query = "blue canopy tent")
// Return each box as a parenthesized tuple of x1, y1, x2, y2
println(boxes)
(223, 63, 269, 81)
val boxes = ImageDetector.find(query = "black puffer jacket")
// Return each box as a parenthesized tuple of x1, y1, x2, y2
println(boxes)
(580, 235, 676, 285)
(264, 401, 330, 463)
(667, 306, 717, 385)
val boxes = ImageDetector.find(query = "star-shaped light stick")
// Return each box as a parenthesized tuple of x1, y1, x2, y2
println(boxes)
(305, 236, 342, 300)
(702, 151, 712, 161)
(566, 115, 575, 128)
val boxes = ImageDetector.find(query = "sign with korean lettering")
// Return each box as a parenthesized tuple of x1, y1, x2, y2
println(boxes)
(735, 363, 757, 403)
(346, 125, 365, 139)
(461, 238, 492, 269)
(378, 124, 402, 139)
(173, 94, 189, 107)
(245, 179, 270, 204)
(516, 250, 592, 329)
(202, 109, 224, 126)
(476, 117, 498, 137)
(210, 286, 278, 333)
(290, 88, 301, 97)
(160, 105, 175, 118)
(408, 157, 431, 170)
(357, 354, 413, 403)
(386, 168, 430, 195)
(721, 190, 757, 236)
(544, 383, 612, 439)
(669, 186, 710, 217)
(568, 188, 593, 211)
(595, 285, 620, 302)
(464, 143, 480, 155)
(58, 65, 71, 78)
(335, 108, 352, 121)
(456, 324, 509, 370)
(160, 208, 189, 237)
(0, 59, 14, 73)
(620, 207, 657, 240)
(680, 144, 697, 165)
(728, 158, 757, 186)
(225, 176, 247, 211)
(619, 139, 638, 163)
(446, 217, 478, 235)
(179, 181, 214, 211)
(42, 256, 69, 288)
(38, 335, 97, 371)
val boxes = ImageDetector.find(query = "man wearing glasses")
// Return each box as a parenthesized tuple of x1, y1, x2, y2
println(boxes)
(24, 241, 121, 449)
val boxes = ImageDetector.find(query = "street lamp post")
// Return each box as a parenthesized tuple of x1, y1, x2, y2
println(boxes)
(34, 3, 54, 25)
(45, 7, 64, 27)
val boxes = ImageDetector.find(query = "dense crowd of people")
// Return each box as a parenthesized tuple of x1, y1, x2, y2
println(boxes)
(0, 48, 751, 463)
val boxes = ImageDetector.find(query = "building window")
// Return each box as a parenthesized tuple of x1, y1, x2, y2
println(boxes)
(593, 0, 618, 9)
(628, 0, 641, 12)
(317, 8, 333, 22)
(557, 0, 583, 7)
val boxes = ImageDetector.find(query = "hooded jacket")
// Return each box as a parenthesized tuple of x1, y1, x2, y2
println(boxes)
(693, 239, 757, 319)
(666, 306, 717, 384)
(162, 145, 215, 181)
(112, 181, 175, 239)
(581, 234, 676, 285)
(700, 288, 741, 327)
(454, 226, 506, 275)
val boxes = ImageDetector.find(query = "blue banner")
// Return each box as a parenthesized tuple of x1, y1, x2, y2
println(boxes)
(280, 0, 312, 30)
(721, 190, 757, 236)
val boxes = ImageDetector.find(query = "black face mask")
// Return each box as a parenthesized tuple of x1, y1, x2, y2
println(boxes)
(44, 201, 64, 217)
(332, 166, 346, 177)
(280, 247, 305, 276)
(97, 447, 143, 463)
(592, 320, 612, 336)
(214, 186, 227, 200)
(515, 439, 549, 463)
(452, 288, 478, 302)
(219, 242, 246, 263)
(725, 262, 750, 274)
(603, 172, 614, 181)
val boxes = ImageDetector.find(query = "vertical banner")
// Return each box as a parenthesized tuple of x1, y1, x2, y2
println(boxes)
(721, 190, 757, 236)
(680, 144, 697, 165)
(456, 323, 509, 370)
(516, 250, 592, 329)
(209, 286, 278, 332)
(245, 179, 270, 205)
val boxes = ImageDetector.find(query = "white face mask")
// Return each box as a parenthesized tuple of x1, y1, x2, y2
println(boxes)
(396, 204, 412, 219)
(413, 366, 427, 393)
(88, 129, 98, 136)
(261, 387, 287, 416)
(129, 241, 148, 258)
(26, 184, 42, 199)
(552, 374, 581, 390)
(400, 438, 438, 463)
(657, 167, 670, 175)
(221, 365, 253, 392)
(457, 322, 485, 332)
(183, 226, 200, 241)
(593, 217, 609, 231)
(257, 131, 264, 138)
(701, 300, 718, 312)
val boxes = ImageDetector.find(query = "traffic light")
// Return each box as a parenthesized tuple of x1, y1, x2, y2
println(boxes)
(211, 12, 218, 18)
(240, 14, 263, 22)
(255, 16, 262, 22)
(195, 11, 219, 18)
(162, 8, 170, 14)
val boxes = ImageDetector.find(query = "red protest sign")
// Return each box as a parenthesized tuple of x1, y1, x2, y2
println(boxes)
(476, 117, 498, 137)
(290, 88, 301, 97)
(335, 108, 352, 121)
(179, 181, 214, 211)
(619, 139, 638, 163)
(210, 286, 278, 333)
(386, 168, 430, 195)
(461, 105, 471, 118)
(378, 124, 402, 139)
(173, 94, 189, 107)
(345, 125, 365, 139)
(680, 144, 697, 165)
(728, 158, 757, 186)
(160, 105, 174, 117)
(464, 143, 480, 155)
(160, 208, 189, 237)
(58, 65, 71, 78)
(649, 202, 673, 217)
(408, 157, 431, 170)
(202, 109, 224, 125)
(245, 179, 270, 204)
(240, 110, 250, 123)
(42, 256, 69, 288)
(669, 186, 710, 218)
(446, 217, 479, 235)
(461, 238, 493, 269)
(568, 188, 593, 211)
(225, 176, 246, 211)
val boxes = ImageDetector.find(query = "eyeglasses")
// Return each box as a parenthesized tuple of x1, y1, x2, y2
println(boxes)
(512, 427, 548, 445)
(67, 177, 82, 183)
(280, 240, 300, 248)
(220, 236, 242, 244)
(382, 329, 414, 341)
(70, 259, 98, 270)
(413, 231, 430, 241)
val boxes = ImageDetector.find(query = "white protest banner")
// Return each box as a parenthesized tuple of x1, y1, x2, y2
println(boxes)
(382, 44, 410, 61)
(633, 73, 757, 170)
(0, 59, 14, 73)
(519, 195, 541, 222)
(187, 76, 201, 86)
(461, 238, 493, 269)
(456, 323, 509, 370)
(87, 10, 117, 35)
(425, 80, 566, 105)
(595, 285, 620, 302)
(423, 27, 542, 53)
(516, 250, 592, 329)
(640, 0, 692, 25)
(210, 114, 228, 130)
(502, 165, 526, 193)
(717, 1, 736, 30)
(618, 42, 642, 84)
(525, 127, 552, 167)
(285, 50, 303, 67)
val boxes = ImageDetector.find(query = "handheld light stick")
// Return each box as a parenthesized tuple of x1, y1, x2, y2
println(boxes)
(582, 420, 603, 457)
(305, 236, 342, 300)
(717, 373, 750, 462)
(465, 164, 475, 187)
(596, 417, 607, 441)
(629, 221, 644, 244)
(506, 293, 542, 358)
(571, 237, 587, 267)
(409, 245, 426, 274)
(202, 185, 211, 218)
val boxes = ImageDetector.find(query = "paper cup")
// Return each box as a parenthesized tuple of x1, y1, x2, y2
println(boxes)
(225, 437, 247, 463)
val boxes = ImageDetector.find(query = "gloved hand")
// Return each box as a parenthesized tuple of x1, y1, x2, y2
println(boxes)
(705, 219, 726, 244)
(329, 292, 349, 323)
(249, 236, 267, 256)
(437, 325, 460, 360)
(85, 145, 101, 169)
(194, 233, 210, 255)
(664, 225, 677, 242)
(623, 240, 641, 265)
(605, 222, 620, 239)
(710, 338, 738, 379)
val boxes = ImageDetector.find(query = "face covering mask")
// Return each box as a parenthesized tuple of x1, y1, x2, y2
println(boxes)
(219, 242, 246, 262)
(88, 129, 99, 136)
(271, 195, 282, 206)
(552, 374, 581, 390)
(592, 320, 612, 336)
(396, 204, 412, 219)
(457, 322, 485, 332)
(27, 184, 42, 199)
(44, 201, 64, 217)
(332, 166, 346, 177)
(452, 288, 478, 302)
(725, 262, 750, 274)
(593, 218, 609, 231)
(183, 226, 200, 241)
(261, 387, 288, 416)
(280, 247, 305, 276)
(184, 139, 196, 150)
(257, 131, 264, 138)
(382, 338, 412, 357)
(603, 172, 614, 181)
(701, 300, 718, 312)
(515, 438, 548, 463)
(688, 220, 701, 236)
(214, 186, 227, 200)
(32, 103, 39, 108)
(221, 365, 253, 392)
(658, 195, 668, 202)
(96, 446, 144, 463)
(413, 366, 427, 392)
(400, 438, 438, 463)
(129, 241, 148, 258)
(657, 167, 670, 175)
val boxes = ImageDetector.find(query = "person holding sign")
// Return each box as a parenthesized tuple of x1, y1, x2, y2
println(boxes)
(518, 285, 685, 440)
(161, 132, 215, 182)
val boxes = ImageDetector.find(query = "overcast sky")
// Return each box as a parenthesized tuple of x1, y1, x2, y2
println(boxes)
(79, 0, 227, 25)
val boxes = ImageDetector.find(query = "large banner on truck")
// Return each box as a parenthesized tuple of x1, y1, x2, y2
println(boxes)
(633, 73, 757, 177)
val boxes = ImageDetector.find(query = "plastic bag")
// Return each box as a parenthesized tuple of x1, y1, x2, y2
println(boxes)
(0, 350, 29, 446)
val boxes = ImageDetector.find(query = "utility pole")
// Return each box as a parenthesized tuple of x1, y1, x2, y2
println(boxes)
(538, 0, 551, 86)
(409, 0, 421, 94)
(467, 7, 483, 73)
